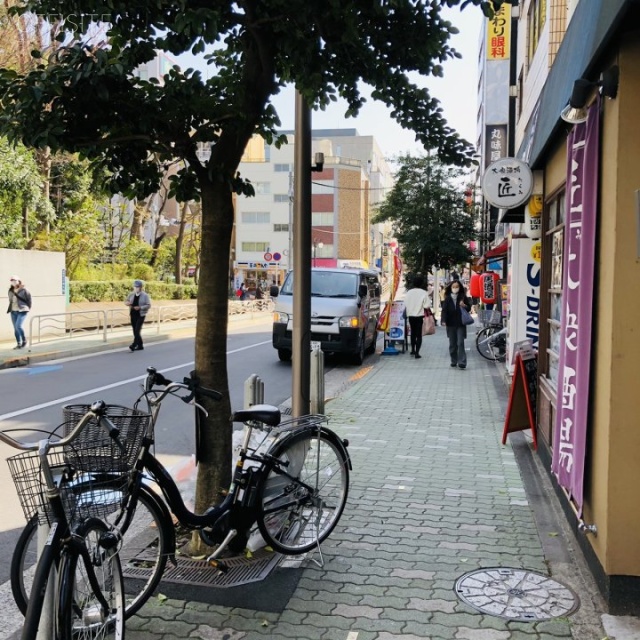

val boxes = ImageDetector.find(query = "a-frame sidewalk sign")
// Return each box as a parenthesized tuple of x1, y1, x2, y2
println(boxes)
(502, 339, 538, 450)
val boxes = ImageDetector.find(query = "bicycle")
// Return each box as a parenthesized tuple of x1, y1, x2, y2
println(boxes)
(12, 368, 352, 620)
(476, 324, 507, 361)
(3, 400, 147, 640)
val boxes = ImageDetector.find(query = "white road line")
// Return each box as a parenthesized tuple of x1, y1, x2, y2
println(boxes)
(0, 340, 272, 421)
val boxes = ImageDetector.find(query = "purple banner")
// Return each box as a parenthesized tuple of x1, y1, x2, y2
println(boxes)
(551, 99, 600, 512)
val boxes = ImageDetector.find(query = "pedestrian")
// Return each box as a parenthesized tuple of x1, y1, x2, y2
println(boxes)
(441, 280, 473, 369)
(7, 275, 32, 349)
(403, 275, 431, 359)
(125, 279, 151, 351)
(237, 283, 247, 301)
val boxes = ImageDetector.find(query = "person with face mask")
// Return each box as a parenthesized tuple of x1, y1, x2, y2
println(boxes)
(440, 280, 473, 369)
(125, 279, 152, 351)
(7, 275, 32, 349)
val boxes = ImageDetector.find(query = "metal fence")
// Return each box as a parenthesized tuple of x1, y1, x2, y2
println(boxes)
(27, 299, 274, 347)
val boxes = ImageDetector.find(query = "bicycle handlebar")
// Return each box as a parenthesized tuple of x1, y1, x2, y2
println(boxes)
(0, 400, 125, 453)
(144, 367, 223, 403)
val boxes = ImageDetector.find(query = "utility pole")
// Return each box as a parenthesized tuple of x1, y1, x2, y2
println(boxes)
(291, 91, 312, 417)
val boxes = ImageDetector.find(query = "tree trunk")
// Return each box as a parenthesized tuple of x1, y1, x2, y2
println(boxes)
(188, 176, 234, 554)
(174, 202, 188, 284)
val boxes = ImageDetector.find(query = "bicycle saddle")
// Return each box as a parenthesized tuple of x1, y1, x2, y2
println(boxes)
(232, 404, 281, 427)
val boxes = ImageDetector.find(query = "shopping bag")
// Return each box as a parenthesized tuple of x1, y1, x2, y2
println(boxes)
(422, 309, 436, 335)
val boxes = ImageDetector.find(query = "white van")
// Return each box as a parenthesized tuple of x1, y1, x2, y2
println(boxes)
(271, 267, 381, 364)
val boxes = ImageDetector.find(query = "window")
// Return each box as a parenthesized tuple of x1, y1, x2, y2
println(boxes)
(274, 164, 291, 172)
(241, 212, 270, 224)
(312, 212, 334, 225)
(273, 194, 289, 203)
(241, 242, 270, 252)
(545, 193, 565, 388)
(254, 182, 270, 195)
(274, 224, 289, 232)
(527, 0, 547, 65)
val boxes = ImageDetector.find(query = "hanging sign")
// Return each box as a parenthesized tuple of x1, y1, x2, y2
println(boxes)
(482, 158, 534, 209)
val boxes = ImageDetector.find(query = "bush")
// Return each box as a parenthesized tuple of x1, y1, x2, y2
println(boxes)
(70, 280, 198, 302)
(130, 263, 155, 282)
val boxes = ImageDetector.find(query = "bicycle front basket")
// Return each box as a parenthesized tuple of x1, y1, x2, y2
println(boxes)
(62, 404, 151, 473)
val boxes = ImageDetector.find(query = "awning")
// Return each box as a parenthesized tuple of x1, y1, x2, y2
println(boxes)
(477, 239, 508, 266)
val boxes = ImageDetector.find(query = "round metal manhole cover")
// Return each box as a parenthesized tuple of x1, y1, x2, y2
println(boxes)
(454, 568, 579, 621)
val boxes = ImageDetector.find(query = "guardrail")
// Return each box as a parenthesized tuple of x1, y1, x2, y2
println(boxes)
(26, 299, 274, 347)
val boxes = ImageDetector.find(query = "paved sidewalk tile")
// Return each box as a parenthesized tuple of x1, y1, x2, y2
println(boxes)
(128, 329, 575, 640)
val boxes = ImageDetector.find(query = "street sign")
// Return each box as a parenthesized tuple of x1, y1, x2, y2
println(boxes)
(264, 252, 273, 261)
(482, 157, 533, 209)
(273, 252, 282, 261)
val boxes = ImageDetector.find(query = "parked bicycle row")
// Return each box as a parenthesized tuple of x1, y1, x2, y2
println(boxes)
(3, 367, 350, 640)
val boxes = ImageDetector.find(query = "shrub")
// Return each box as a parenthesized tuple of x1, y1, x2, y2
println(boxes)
(70, 280, 198, 302)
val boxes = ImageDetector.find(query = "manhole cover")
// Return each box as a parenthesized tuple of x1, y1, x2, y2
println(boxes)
(455, 568, 579, 621)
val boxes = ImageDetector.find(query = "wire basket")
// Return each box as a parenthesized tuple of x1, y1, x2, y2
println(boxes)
(7, 444, 129, 526)
(477, 309, 503, 327)
(62, 404, 151, 473)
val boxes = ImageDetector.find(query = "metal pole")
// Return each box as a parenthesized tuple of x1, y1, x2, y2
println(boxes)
(288, 170, 294, 273)
(292, 90, 312, 417)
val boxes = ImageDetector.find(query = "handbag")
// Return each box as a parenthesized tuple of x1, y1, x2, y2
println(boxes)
(460, 306, 475, 326)
(422, 309, 436, 336)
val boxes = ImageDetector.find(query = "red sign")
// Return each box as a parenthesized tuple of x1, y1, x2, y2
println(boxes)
(263, 252, 273, 261)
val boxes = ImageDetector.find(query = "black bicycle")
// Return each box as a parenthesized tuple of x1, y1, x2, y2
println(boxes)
(3, 401, 147, 640)
(12, 368, 351, 620)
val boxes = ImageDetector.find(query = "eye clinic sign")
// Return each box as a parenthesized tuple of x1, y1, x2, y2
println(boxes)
(482, 157, 534, 209)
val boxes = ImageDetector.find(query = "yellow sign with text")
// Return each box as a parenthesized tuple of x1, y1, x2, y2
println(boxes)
(487, 4, 511, 60)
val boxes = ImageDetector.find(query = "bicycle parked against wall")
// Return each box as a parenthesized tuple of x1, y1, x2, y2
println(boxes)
(476, 311, 507, 362)
(3, 401, 145, 640)
(12, 368, 352, 620)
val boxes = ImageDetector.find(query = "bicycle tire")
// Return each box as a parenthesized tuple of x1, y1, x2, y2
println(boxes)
(12, 482, 171, 620)
(476, 326, 502, 361)
(56, 517, 125, 640)
(256, 427, 349, 554)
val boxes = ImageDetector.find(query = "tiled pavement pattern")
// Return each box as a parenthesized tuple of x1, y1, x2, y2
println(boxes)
(125, 329, 595, 640)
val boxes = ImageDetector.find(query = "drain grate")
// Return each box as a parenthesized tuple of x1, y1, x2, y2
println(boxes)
(455, 567, 579, 621)
(124, 548, 283, 588)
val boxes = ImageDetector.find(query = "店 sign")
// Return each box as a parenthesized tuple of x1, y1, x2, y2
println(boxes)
(482, 157, 534, 209)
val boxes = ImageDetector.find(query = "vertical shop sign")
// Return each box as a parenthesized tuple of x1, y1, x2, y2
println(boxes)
(486, 3, 511, 59)
(551, 99, 600, 513)
(485, 125, 507, 168)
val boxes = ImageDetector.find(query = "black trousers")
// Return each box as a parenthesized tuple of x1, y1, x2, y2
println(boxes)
(408, 315, 424, 355)
(130, 312, 145, 348)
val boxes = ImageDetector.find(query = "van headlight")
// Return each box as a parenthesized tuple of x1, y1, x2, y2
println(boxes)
(339, 316, 360, 328)
(273, 312, 289, 324)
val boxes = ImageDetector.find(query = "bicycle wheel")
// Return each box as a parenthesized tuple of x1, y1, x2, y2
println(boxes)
(12, 482, 170, 620)
(56, 518, 125, 640)
(256, 428, 349, 554)
(476, 326, 501, 361)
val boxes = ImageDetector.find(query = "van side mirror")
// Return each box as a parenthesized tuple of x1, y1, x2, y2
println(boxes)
(270, 285, 279, 297)
(358, 284, 368, 298)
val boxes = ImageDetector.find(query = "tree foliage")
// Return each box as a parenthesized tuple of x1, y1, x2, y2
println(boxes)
(0, 0, 498, 545)
(373, 155, 476, 274)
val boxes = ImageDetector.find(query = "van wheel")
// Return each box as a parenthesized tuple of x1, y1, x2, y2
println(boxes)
(352, 333, 366, 365)
(278, 349, 292, 362)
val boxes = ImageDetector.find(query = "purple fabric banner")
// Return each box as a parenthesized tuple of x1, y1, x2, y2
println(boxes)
(551, 99, 600, 513)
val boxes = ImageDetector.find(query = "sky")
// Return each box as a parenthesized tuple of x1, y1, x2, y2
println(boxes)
(268, 6, 484, 160)
(176, 5, 484, 162)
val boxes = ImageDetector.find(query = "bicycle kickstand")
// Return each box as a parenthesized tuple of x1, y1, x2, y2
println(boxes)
(309, 539, 325, 568)
(205, 529, 237, 573)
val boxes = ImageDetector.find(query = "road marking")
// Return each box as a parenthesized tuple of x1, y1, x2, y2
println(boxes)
(0, 340, 272, 421)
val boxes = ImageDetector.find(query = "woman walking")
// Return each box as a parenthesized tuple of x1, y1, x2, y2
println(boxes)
(125, 279, 152, 351)
(7, 276, 32, 349)
(440, 280, 473, 369)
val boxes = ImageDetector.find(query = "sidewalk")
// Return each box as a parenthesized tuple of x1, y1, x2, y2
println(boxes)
(3, 316, 637, 639)
(120, 330, 625, 640)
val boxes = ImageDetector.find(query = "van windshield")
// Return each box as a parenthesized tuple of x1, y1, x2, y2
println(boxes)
(280, 271, 358, 298)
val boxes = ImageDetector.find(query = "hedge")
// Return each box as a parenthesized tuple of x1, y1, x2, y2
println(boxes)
(70, 280, 198, 303)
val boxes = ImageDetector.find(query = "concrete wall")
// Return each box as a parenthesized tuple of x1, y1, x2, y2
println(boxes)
(0, 249, 66, 341)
